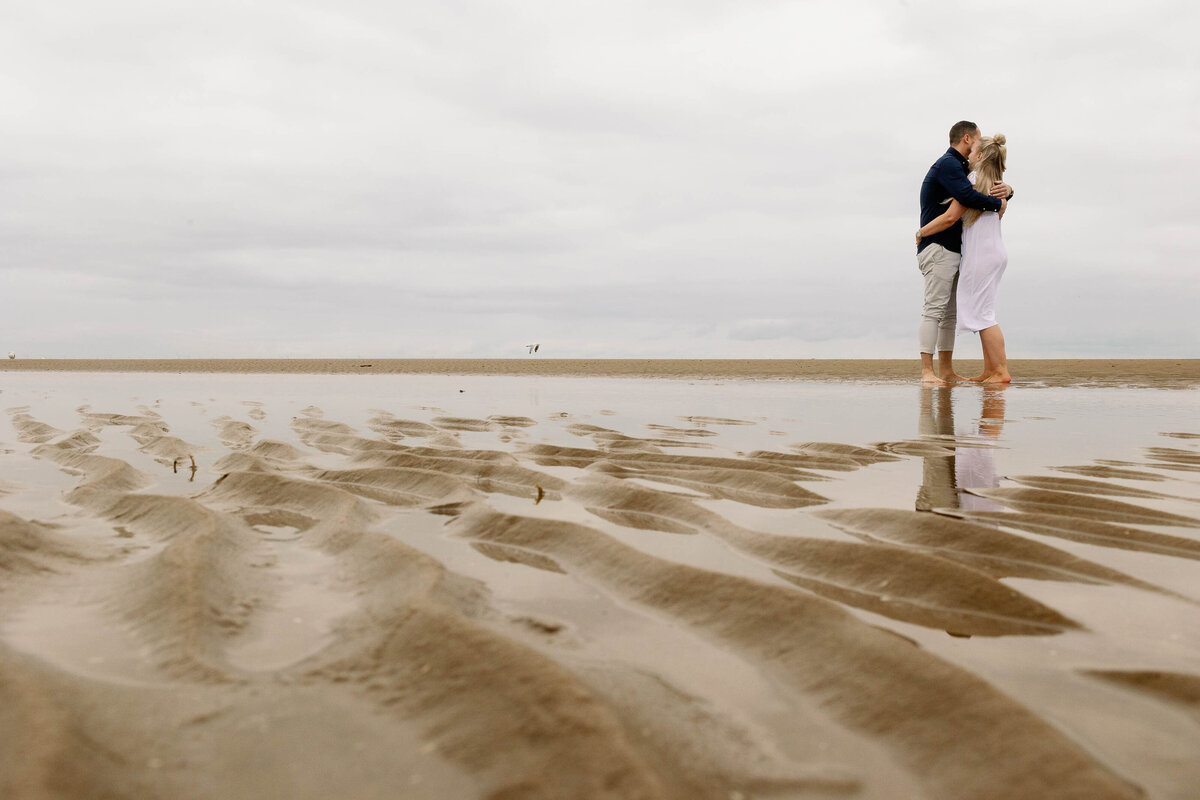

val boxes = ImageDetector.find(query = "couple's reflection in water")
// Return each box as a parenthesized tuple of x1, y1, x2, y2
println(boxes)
(915, 384, 1008, 512)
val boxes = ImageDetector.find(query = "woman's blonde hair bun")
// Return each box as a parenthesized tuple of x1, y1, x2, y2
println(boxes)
(992, 133, 1006, 146)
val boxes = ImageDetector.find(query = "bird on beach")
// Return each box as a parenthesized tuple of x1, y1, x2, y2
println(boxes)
(526, 344, 540, 354)
(7, 352, 13, 360)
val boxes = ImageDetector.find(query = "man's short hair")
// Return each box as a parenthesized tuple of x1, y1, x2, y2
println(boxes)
(949, 120, 979, 145)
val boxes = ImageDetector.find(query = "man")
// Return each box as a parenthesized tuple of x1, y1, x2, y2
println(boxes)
(917, 121, 1012, 384)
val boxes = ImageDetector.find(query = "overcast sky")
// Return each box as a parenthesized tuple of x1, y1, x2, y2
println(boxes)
(2, 1, 1197, 359)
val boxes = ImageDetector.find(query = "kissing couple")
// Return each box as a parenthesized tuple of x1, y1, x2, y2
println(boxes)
(915, 120, 1013, 384)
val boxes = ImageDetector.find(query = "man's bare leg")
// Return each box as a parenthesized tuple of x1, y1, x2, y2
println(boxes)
(978, 326, 1011, 383)
(937, 350, 967, 382)
(920, 352, 945, 384)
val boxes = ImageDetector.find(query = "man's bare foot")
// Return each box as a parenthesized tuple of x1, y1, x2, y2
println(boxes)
(980, 372, 1011, 384)
(921, 370, 946, 385)
(967, 374, 987, 382)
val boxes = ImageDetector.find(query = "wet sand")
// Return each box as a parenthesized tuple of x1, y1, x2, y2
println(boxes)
(3, 358, 1200, 387)
(2, 372, 1198, 799)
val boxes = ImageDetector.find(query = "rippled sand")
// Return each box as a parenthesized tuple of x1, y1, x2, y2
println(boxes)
(2, 372, 1198, 799)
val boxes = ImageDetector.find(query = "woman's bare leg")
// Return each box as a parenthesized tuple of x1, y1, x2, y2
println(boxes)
(978, 325, 1011, 383)
(964, 340, 993, 383)
(969, 336, 994, 382)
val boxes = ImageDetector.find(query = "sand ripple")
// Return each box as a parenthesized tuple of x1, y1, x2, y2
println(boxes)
(2, 397, 1198, 799)
(446, 506, 1140, 799)
(965, 487, 1200, 528)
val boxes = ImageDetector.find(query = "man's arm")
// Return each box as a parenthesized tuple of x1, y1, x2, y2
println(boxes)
(990, 181, 1013, 200)
(938, 158, 1002, 212)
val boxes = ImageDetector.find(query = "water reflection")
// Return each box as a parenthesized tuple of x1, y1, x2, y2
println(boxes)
(915, 385, 1008, 512)
(956, 386, 1007, 511)
(915, 386, 958, 511)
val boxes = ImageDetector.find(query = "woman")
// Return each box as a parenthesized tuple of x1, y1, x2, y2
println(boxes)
(916, 134, 1011, 383)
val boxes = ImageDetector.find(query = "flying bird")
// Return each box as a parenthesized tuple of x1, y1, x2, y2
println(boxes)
(526, 344, 539, 354)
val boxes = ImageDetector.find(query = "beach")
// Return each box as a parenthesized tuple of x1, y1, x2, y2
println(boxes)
(2, 363, 1198, 799)
(4, 358, 1200, 387)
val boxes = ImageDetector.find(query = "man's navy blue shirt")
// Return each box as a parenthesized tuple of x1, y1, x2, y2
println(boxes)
(918, 147, 1002, 255)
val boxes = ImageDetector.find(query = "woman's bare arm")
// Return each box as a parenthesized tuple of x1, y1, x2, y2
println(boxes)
(916, 199, 966, 243)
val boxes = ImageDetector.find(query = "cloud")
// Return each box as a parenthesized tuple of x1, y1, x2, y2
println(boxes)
(1, 1, 1197, 358)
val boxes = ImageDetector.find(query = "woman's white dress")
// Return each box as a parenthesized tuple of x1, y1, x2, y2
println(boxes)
(956, 175, 1008, 333)
(954, 441, 1004, 511)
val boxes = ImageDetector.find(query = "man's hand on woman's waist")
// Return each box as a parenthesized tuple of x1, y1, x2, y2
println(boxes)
(990, 181, 1014, 200)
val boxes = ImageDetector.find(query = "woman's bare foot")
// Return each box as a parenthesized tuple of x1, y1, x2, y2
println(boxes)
(921, 369, 947, 385)
(941, 372, 969, 382)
